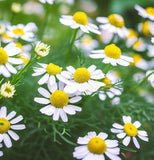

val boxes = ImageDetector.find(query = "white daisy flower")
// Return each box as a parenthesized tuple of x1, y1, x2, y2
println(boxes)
(57, 65, 105, 94)
(73, 131, 121, 160)
(0, 143, 3, 157)
(32, 63, 62, 86)
(111, 116, 149, 149)
(135, 5, 154, 21)
(0, 81, 15, 98)
(132, 38, 146, 52)
(138, 21, 154, 36)
(146, 70, 154, 87)
(0, 43, 23, 78)
(2, 32, 14, 43)
(96, 14, 129, 38)
(98, 30, 114, 44)
(7, 23, 37, 42)
(125, 29, 138, 47)
(59, 11, 101, 34)
(39, 0, 54, 4)
(0, 106, 26, 148)
(34, 82, 82, 122)
(90, 43, 133, 66)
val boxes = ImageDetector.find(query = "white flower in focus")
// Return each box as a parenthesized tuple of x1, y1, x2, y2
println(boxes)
(97, 14, 129, 38)
(34, 82, 82, 122)
(111, 116, 149, 149)
(0, 106, 26, 148)
(32, 63, 62, 86)
(0, 43, 23, 77)
(39, 0, 55, 4)
(135, 5, 154, 21)
(0, 143, 3, 157)
(90, 43, 133, 66)
(35, 41, 50, 57)
(7, 23, 37, 41)
(0, 81, 15, 98)
(57, 65, 105, 94)
(146, 70, 154, 87)
(73, 131, 121, 160)
(59, 11, 101, 34)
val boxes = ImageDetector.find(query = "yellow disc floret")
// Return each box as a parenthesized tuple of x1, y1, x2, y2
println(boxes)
(13, 28, 24, 36)
(73, 11, 88, 25)
(146, 7, 154, 16)
(133, 54, 142, 65)
(2, 33, 13, 40)
(103, 77, 112, 89)
(50, 90, 69, 108)
(19, 54, 29, 64)
(104, 44, 121, 59)
(0, 48, 8, 65)
(46, 63, 62, 75)
(0, 118, 10, 133)
(16, 42, 23, 50)
(124, 123, 138, 137)
(141, 21, 151, 36)
(108, 14, 124, 28)
(88, 137, 107, 154)
(73, 68, 91, 83)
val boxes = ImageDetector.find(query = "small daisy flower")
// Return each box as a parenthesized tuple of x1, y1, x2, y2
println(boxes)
(138, 21, 154, 36)
(59, 11, 101, 34)
(146, 70, 154, 87)
(97, 14, 129, 38)
(111, 116, 149, 149)
(90, 43, 133, 66)
(57, 65, 105, 94)
(0, 81, 15, 98)
(0, 106, 26, 148)
(32, 63, 62, 86)
(39, 0, 55, 4)
(0, 143, 3, 157)
(34, 82, 82, 122)
(7, 23, 37, 42)
(2, 32, 14, 43)
(132, 38, 146, 52)
(125, 29, 138, 47)
(73, 131, 121, 160)
(0, 43, 23, 78)
(35, 41, 50, 57)
(135, 5, 154, 21)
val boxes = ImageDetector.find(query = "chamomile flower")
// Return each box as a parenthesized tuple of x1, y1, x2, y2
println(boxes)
(0, 106, 26, 148)
(39, 0, 55, 4)
(125, 29, 138, 47)
(35, 41, 50, 57)
(0, 81, 15, 98)
(2, 32, 14, 43)
(132, 38, 146, 52)
(7, 23, 37, 41)
(146, 70, 154, 87)
(34, 82, 82, 122)
(57, 65, 105, 94)
(0, 43, 23, 77)
(97, 14, 129, 38)
(98, 30, 114, 44)
(0, 143, 3, 157)
(90, 43, 133, 66)
(59, 11, 101, 34)
(32, 63, 62, 86)
(73, 131, 121, 160)
(111, 116, 149, 149)
(135, 5, 154, 21)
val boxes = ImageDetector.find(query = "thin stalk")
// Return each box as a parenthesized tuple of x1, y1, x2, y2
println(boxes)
(104, 63, 111, 74)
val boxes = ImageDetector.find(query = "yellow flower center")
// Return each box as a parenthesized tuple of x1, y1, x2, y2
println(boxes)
(0, 48, 8, 65)
(133, 54, 142, 65)
(46, 63, 62, 75)
(2, 33, 14, 40)
(146, 7, 154, 16)
(141, 21, 151, 36)
(73, 11, 88, 25)
(16, 42, 23, 50)
(81, 36, 92, 44)
(73, 68, 91, 83)
(126, 29, 138, 40)
(124, 123, 138, 137)
(19, 55, 29, 64)
(104, 44, 121, 59)
(13, 28, 25, 36)
(4, 86, 13, 94)
(108, 14, 124, 28)
(50, 90, 69, 108)
(0, 118, 10, 133)
(88, 137, 107, 154)
(103, 77, 112, 89)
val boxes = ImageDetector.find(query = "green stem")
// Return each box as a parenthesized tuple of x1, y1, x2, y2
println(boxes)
(11, 55, 39, 84)
(104, 64, 111, 74)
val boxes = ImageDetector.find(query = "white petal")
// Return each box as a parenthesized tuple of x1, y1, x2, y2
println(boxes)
(5, 63, 17, 74)
(34, 97, 50, 104)
(63, 106, 76, 115)
(138, 130, 148, 136)
(105, 151, 121, 160)
(133, 121, 141, 128)
(69, 96, 82, 103)
(59, 109, 68, 122)
(117, 59, 129, 66)
(89, 53, 105, 59)
(99, 93, 106, 101)
(48, 75, 56, 86)
(48, 83, 57, 93)
(122, 136, 131, 146)
(10, 115, 23, 124)
(6, 111, 16, 120)
(0, 65, 11, 77)
(137, 135, 149, 142)
(107, 147, 120, 155)
(8, 130, 19, 141)
(111, 128, 123, 133)
(87, 65, 96, 72)
(96, 17, 108, 23)
(133, 137, 140, 149)
(117, 132, 126, 139)
(40, 105, 55, 116)
(38, 73, 49, 85)
(97, 132, 108, 140)
(53, 108, 60, 121)
(0, 151, 3, 156)
(77, 137, 90, 145)
(0, 106, 7, 118)
(3, 133, 12, 148)
(38, 87, 50, 98)
(66, 66, 75, 73)
(8, 58, 23, 64)
(10, 124, 26, 130)
(113, 123, 124, 129)
(105, 140, 118, 147)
